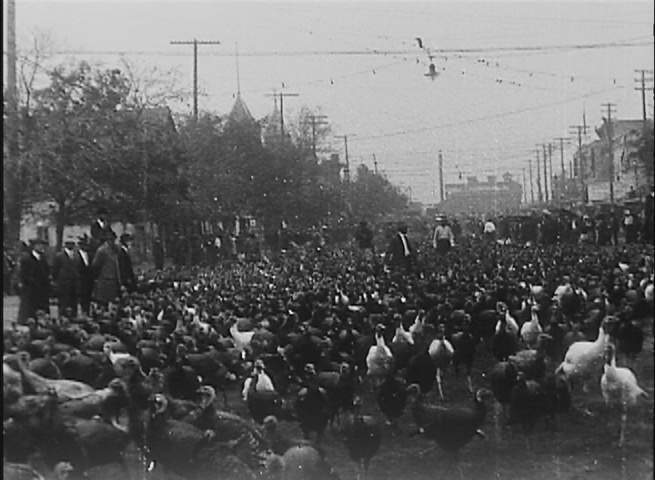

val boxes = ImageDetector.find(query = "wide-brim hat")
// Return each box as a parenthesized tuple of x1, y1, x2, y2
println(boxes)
(64, 235, 76, 245)
(30, 238, 48, 246)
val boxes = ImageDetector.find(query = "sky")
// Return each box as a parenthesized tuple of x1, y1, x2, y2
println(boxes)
(4, 1, 654, 204)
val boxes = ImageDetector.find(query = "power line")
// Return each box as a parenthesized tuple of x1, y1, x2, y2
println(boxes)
(37, 38, 652, 57)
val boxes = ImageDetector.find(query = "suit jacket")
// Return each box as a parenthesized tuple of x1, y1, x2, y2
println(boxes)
(117, 245, 136, 292)
(76, 249, 94, 298)
(52, 250, 79, 296)
(92, 242, 121, 304)
(17, 251, 50, 320)
(387, 232, 414, 266)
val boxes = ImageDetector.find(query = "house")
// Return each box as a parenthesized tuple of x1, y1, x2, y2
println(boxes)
(574, 119, 653, 202)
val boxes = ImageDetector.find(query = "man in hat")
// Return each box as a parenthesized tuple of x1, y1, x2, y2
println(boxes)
(118, 233, 136, 293)
(91, 228, 121, 307)
(623, 209, 638, 244)
(76, 236, 94, 315)
(386, 222, 414, 273)
(17, 238, 50, 322)
(432, 216, 454, 254)
(52, 236, 80, 317)
(354, 220, 374, 251)
(90, 208, 109, 244)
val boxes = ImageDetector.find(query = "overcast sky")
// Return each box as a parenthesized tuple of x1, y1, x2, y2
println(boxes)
(4, 1, 654, 203)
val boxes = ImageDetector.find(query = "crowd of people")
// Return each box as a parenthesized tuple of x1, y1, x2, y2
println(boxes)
(2, 205, 653, 480)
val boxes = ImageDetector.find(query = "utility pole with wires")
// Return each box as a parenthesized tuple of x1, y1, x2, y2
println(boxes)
(528, 156, 535, 204)
(5, 0, 21, 242)
(266, 89, 299, 142)
(335, 135, 353, 183)
(542, 144, 549, 203)
(522, 168, 527, 204)
(306, 114, 328, 159)
(438, 150, 445, 202)
(568, 124, 589, 180)
(553, 137, 571, 179)
(170, 39, 221, 121)
(601, 103, 617, 204)
(547, 143, 554, 204)
(634, 69, 654, 132)
(535, 147, 543, 204)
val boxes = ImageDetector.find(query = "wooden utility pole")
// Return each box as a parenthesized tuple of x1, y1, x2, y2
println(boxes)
(542, 144, 549, 203)
(307, 114, 328, 158)
(372, 154, 378, 174)
(522, 168, 527, 204)
(267, 90, 299, 142)
(5, 0, 20, 242)
(601, 103, 617, 204)
(535, 147, 543, 203)
(528, 157, 535, 204)
(170, 39, 221, 120)
(547, 143, 554, 203)
(438, 150, 445, 202)
(553, 137, 571, 179)
(568, 124, 589, 179)
(335, 135, 352, 183)
(634, 69, 654, 132)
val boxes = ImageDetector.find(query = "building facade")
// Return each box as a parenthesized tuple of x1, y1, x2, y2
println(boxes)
(439, 173, 522, 215)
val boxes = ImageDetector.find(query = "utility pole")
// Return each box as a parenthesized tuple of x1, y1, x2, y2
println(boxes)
(547, 143, 554, 204)
(522, 168, 527, 204)
(5, 0, 20, 242)
(634, 69, 654, 132)
(306, 114, 328, 158)
(267, 89, 299, 142)
(553, 137, 571, 179)
(542, 144, 549, 203)
(535, 147, 543, 203)
(335, 135, 353, 183)
(568, 124, 589, 179)
(438, 150, 445, 202)
(528, 157, 535, 204)
(601, 103, 617, 204)
(170, 39, 221, 121)
(372, 154, 378, 175)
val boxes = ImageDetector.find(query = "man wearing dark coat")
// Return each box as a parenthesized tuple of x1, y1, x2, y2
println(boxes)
(76, 237, 94, 315)
(52, 236, 79, 317)
(91, 229, 121, 306)
(386, 223, 415, 273)
(90, 208, 109, 256)
(354, 221, 374, 251)
(17, 239, 50, 322)
(153, 237, 164, 270)
(118, 233, 136, 293)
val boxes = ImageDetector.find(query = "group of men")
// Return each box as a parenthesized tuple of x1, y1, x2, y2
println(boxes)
(16, 208, 136, 322)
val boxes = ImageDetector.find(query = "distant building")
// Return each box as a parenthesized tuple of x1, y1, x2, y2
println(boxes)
(440, 173, 522, 215)
(574, 118, 653, 203)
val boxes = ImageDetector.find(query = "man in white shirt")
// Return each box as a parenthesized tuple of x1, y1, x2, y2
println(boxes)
(432, 217, 454, 254)
(483, 219, 496, 242)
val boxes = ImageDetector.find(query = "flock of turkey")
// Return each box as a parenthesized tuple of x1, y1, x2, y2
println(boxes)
(3, 239, 653, 480)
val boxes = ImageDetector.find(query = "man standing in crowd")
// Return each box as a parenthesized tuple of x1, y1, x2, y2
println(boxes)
(153, 237, 164, 270)
(355, 220, 374, 251)
(17, 239, 50, 322)
(623, 209, 638, 244)
(118, 233, 137, 293)
(90, 208, 109, 254)
(386, 223, 414, 273)
(92, 229, 121, 307)
(52, 236, 79, 317)
(76, 237, 93, 315)
(483, 217, 496, 242)
(432, 216, 454, 254)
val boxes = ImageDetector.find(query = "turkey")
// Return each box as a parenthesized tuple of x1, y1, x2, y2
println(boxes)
(3, 462, 45, 480)
(450, 314, 478, 394)
(428, 324, 454, 401)
(273, 445, 340, 480)
(295, 364, 331, 444)
(520, 304, 543, 349)
(365, 324, 394, 386)
(491, 309, 519, 362)
(5, 354, 94, 401)
(556, 318, 611, 392)
(407, 384, 492, 470)
(507, 333, 552, 381)
(600, 343, 649, 447)
(376, 373, 407, 429)
(316, 363, 357, 427)
(340, 407, 382, 480)
(405, 350, 436, 396)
